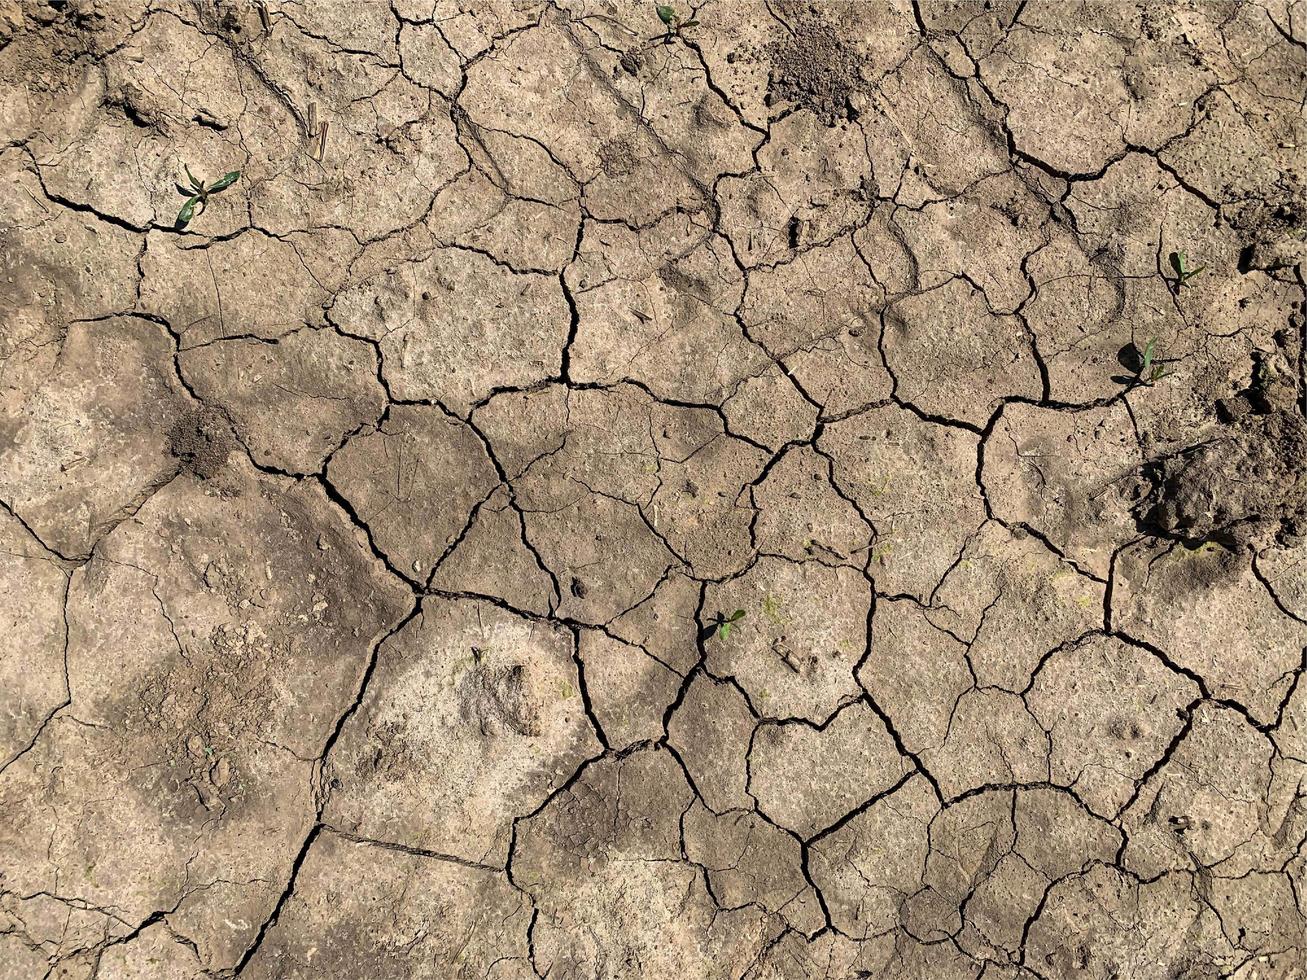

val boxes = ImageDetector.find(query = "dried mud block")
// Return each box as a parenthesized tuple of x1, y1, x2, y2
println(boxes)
(430, 486, 558, 615)
(477, 384, 760, 619)
(808, 774, 939, 938)
(706, 557, 867, 723)
(1256, 542, 1307, 622)
(666, 673, 756, 813)
(1020, 235, 1140, 404)
(331, 246, 569, 413)
(860, 598, 973, 760)
(1025, 865, 1251, 979)
(751, 445, 871, 566)
(181, 327, 386, 474)
(250, 43, 464, 241)
(0, 511, 68, 766)
(884, 277, 1042, 426)
(606, 569, 702, 676)
(719, 117, 875, 267)
(905, 790, 1018, 947)
(0, 316, 191, 558)
(928, 521, 1104, 692)
(567, 218, 766, 403)
(0, 458, 410, 969)
(1119, 704, 1297, 880)
(514, 747, 780, 977)
(94, 922, 206, 980)
(1113, 540, 1307, 725)
(749, 701, 909, 838)
(397, 20, 468, 98)
(430, 167, 581, 275)
(977, 17, 1134, 173)
(28, 13, 248, 234)
(0, 153, 140, 400)
(324, 597, 600, 866)
(722, 363, 820, 451)
(576, 630, 679, 750)
(981, 402, 1141, 578)
(649, 446, 766, 581)
(1161, 82, 1304, 211)
(1027, 634, 1198, 817)
(740, 235, 891, 417)
(243, 831, 533, 980)
(1014, 787, 1120, 878)
(872, 47, 1010, 207)
(522, 489, 677, 625)
(921, 688, 1048, 800)
(460, 18, 715, 226)
(822, 405, 985, 599)
(327, 404, 499, 576)
(892, 172, 1049, 313)
(683, 801, 826, 935)
(139, 231, 343, 348)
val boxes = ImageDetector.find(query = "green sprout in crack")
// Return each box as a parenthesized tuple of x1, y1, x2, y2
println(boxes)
(656, 4, 700, 42)
(1168, 250, 1205, 289)
(712, 609, 745, 640)
(175, 165, 240, 230)
(1137, 336, 1172, 385)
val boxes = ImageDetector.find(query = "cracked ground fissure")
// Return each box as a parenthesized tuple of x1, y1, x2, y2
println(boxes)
(1, 1, 1306, 978)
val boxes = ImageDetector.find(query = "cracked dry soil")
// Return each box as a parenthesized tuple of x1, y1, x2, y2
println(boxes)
(1, 1, 1306, 978)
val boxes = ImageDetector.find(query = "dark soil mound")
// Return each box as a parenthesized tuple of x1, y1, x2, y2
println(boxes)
(1139, 407, 1307, 548)
(765, 10, 866, 125)
(169, 407, 233, 479)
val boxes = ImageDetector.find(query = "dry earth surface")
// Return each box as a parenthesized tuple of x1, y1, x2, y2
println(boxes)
(1, 0, 1307, 977)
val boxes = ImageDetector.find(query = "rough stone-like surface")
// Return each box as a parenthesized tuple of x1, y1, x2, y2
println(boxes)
(2, 1, 1305, 975)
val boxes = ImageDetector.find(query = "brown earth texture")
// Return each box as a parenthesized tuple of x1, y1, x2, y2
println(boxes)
(2, 1, 1307, 978)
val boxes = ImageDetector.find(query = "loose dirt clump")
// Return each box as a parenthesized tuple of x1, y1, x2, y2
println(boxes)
(764, 11, 866, 124)
(1231, 185, 1307, 271)
(1139, 383, 1307, 548)
(168, 407, 233, 478)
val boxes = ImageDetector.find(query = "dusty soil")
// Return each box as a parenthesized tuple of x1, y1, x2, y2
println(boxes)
(1, 1, 1306, 978)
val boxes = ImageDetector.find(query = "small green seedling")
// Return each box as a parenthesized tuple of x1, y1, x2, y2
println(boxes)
(175, 165, 240, 230)
(714, 609, 745, 640)
(656, 4, 699, 41)
(1168, 250, 1204, 288)
(1137, 336, 1171, 385)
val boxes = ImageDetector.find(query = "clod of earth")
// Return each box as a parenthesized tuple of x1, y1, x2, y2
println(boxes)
(1, 1, 1305, 977)
(168, 407, 234, 479)
(1140, 406, 1307, 548)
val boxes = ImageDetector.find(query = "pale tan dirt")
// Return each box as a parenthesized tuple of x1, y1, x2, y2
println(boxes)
(1, 1, 1306, 978)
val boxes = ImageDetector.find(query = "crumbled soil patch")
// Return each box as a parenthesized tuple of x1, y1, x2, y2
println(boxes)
(764, 11, 866, 124)
(168, 407, 233, 478)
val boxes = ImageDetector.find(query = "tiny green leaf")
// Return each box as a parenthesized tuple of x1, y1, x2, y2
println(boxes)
(682, 19, 699, 27)
(657, 4, 677, 24)
(1169, 251, 1186, 278)
(718, 622, 731, 639)
(208, 170, 241, 194)
(728, 609, 745, 622)
(1140, 338, 1155, 376)
(175, 195, 200, 229)
(1184, 264, 1204, 280)
(183, 164, 203, 191)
